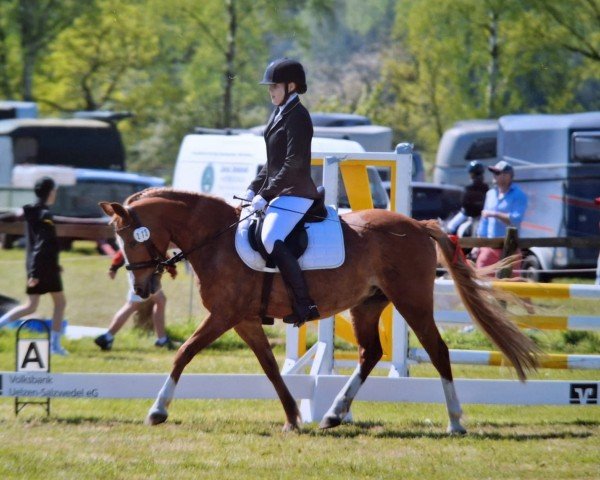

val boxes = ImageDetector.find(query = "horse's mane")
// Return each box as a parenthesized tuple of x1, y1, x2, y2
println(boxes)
(125, 187, 233, 211)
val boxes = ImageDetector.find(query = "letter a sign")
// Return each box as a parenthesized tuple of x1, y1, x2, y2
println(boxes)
(17, 339, 49, 372)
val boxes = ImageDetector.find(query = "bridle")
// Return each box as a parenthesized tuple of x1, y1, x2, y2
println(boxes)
(117, 204, 256, 274)
(118, 207, 168, 275)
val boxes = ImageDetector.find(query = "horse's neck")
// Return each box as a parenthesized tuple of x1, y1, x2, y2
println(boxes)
(167, 196, 237, 265)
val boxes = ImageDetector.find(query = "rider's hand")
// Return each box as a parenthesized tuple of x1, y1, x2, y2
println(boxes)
(251, 195, 267, 213)
(245, 189, 256, 202)
(238, 189, 255, 210)
(27, 277, 39, 287)
(108, 270, 117, 280)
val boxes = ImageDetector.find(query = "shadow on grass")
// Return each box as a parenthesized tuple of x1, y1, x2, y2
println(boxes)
(472, 419, 600, 428)
(7, 415, 597, 442)
(308, 420, 596, 441)
(50, 416, 185, 427)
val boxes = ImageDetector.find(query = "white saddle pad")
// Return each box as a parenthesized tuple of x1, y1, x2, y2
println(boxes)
(235, 206, 345, 272)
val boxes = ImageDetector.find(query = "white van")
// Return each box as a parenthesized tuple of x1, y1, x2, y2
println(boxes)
(433, 119, 498, 186)
(172, 133, 370, 206)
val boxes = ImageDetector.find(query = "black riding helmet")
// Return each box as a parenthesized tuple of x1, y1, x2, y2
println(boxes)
(260, 58, 307, 94)
(468, 161, 485, 176)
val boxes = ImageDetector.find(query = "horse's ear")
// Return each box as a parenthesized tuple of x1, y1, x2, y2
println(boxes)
(99, 202, 115, 216)
(99, 201, 129, 220)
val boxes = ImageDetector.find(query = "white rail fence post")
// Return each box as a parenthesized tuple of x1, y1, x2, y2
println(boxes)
(283, 148, 414, 421)
(389, 143, 412, 378)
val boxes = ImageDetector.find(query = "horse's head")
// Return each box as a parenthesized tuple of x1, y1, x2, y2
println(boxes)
(100, 200, 171, 299)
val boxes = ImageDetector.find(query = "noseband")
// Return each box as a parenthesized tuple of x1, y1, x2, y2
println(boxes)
(119, 207, 167, 275)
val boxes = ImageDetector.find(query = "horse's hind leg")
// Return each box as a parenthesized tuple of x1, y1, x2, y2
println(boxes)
(320, 297, 387, 429)
(146, 313, 234, 426)
(391, 296, 466, 435)
(234, 320, 302, 432)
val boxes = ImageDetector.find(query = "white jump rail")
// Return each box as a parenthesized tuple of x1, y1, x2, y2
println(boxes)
(435, 309, 600, 331)
(435, 278, 600, 299)
(410, 348, 600, 370)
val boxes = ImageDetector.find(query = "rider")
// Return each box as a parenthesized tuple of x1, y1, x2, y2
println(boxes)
(245, 58, 321, 327)
(446, 161, 489, 235)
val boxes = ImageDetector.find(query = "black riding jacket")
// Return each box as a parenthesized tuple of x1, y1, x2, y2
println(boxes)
(23, 202, 60, 279)
(249, 96, 320, 201)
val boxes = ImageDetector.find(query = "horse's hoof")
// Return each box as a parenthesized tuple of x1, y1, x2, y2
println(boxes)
(145, 411, 168, 426)
(319, 415, 342, 430)
(282, 422, 300, 433)
(447, 425, 467, 435)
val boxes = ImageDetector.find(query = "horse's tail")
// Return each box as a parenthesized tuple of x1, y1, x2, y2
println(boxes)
(421, 219, 540, 381)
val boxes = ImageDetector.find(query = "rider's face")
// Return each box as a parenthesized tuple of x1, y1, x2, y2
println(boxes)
(268, 83, 286, 106)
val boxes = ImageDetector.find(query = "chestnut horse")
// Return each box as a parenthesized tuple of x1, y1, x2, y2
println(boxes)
(100, 188, 538, 433)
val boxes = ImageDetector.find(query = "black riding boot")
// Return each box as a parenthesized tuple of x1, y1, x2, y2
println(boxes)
(271, 240, 320, 327)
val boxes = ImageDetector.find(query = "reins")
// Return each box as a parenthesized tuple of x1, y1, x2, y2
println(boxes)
(120, 205, 255, 271)
(160, 209, 256, 268)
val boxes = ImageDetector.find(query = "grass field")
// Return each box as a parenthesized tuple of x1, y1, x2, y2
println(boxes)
(0, 243, 599, 479)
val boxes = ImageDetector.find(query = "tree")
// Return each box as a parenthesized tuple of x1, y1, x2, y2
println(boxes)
(173, 0, 333, 128)
(525, 0, 600, 64)
(301, 0, 394, 114)
(36, 0, 159, 112)
(123, 0, 336, 175)
(365, 0, 597, 164)
(0, 0, 90, 100)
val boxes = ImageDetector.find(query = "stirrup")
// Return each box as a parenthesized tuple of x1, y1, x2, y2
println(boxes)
(283, 304, 320, 328)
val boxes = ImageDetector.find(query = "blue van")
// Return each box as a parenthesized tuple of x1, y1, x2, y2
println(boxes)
(51, 168, 164, 218)
(1, 168, 164, 250)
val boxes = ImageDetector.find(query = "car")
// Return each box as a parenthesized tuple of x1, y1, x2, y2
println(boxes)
(1, 167, 165, 250)
(310, 113, 371, 127)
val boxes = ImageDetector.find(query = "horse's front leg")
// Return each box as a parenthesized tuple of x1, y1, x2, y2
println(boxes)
(146, 313, 234, 426)
(234, 320, 302, 432)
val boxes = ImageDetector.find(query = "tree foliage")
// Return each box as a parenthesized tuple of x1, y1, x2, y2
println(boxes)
(0, 0, 597, 175)
(362, 0, 600, 160)
(0, 0, 91, 99)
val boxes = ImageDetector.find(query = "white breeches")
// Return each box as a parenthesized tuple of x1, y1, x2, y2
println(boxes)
(261, 196, 313, 254)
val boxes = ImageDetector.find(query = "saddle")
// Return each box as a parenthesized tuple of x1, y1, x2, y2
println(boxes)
(248, 187, 328, 268)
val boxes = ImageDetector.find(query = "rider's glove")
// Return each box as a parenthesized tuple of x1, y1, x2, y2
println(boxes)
(251, 194, 268, 213)
(245, 189, 256, 202)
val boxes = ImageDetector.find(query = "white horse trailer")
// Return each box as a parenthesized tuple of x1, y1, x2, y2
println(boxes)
(434, 112, 600, 280)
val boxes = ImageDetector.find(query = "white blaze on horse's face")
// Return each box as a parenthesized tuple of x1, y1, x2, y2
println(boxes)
(116, 231, 154, 299)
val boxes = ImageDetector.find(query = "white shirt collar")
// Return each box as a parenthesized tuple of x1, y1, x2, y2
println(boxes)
(278, 93, 298, 112)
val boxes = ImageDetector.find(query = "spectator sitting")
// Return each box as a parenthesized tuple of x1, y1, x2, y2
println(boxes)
(446, 160, 489, 235)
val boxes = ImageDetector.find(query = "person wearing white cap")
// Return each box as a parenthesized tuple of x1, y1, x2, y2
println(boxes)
(473, 160, 528, 275)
